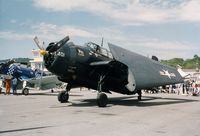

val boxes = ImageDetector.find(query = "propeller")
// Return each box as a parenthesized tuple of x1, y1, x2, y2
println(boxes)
(33, 36, 70, 68)
(33, 36, 48, 90)
(33, 36, 69, 56)
(33, 36, 70, 89)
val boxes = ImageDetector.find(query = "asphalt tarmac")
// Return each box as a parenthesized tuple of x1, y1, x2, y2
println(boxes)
(0, 89, 200, 136)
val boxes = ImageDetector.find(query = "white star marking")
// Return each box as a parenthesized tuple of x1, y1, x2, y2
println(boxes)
(159, 69, 176, 79)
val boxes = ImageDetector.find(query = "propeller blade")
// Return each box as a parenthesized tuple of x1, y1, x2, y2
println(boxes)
(48, 36, 69, 52)
(101, 37, 104, 47)
(57, 36, 70, 47)
(33, 36, 45, 50)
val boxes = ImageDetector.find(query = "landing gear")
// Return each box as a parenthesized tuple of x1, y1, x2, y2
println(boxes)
(58, 91, 69, 103)
(137, 90, 142, 101)
(97, 92, 108, 107)
(22, 88, 29, 95)
(96, 75, 108, 107)
(58, 84, 71, 103)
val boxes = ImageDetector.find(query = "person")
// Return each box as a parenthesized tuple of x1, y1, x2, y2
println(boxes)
(12, 77, 18, 95)
(0, 78, 2, 94)
(5, 78, 11, 95)
(176, 83, 182, 95)
(191, 80, 197, 96)
(194, 83, 199, 96)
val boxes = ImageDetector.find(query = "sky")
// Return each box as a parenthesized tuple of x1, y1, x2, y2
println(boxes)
(0, 0, 200, 60)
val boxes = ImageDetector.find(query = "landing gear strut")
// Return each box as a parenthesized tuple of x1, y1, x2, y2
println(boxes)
(58, 84, 71, 103)
(137, 90, 142, 101)
(96, 75, 108, 107)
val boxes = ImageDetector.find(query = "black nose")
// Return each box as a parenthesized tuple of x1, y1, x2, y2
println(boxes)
(44, 36, 70, 68)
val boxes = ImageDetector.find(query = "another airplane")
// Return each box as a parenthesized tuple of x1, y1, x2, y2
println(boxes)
(177, 65, 191, 79)
(0, 60, 61, 95)
(39, 36, 184, 107)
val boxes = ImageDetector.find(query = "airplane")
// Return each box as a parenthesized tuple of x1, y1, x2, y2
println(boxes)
(0, 60, 61, 95)
(38, 36, 184, 107)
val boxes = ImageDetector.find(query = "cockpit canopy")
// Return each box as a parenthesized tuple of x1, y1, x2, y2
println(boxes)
(85, 42, 113, 58)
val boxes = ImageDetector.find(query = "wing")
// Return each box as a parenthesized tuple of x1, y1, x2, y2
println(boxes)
(27, 75, 61, 90)
(89, 60, 128, 77)
(108, 43, 184, 90)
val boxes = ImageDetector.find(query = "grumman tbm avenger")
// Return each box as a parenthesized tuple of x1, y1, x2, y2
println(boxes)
(38, 36, 183, 107)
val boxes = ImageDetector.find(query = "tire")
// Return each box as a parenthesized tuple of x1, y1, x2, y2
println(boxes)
(97, 93, 108, 107)
(58, 91, 69, 103)
(22, 88, 29, 95)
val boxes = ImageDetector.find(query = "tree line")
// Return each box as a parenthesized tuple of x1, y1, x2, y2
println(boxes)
(161, 55, 200, 69)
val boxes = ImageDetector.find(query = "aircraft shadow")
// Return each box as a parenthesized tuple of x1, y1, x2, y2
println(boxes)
(69, 96, 198, 107)
(0, 126, 53, 134)
(7, 93, 83, 97)
(28, 93, 83, 97)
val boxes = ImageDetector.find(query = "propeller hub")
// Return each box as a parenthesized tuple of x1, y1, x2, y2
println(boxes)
(40, 50, 48, 56)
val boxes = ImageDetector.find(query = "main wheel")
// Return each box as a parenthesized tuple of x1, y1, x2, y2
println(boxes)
(58, 91, 69, 103)
(22, 88, 29, 95)
(97, 93, 108, 107)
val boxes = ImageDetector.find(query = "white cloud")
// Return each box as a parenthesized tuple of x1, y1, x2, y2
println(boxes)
(0, 31, 33, 40)
(33, 0, 200, 25)
(179, 0, 200, 22)
(0, 22, 97, 42)
(31, 22, 97, 41)
(0, 21, 197, 59)
(75, 26, 196, 59)
(120, 39, 196, 59)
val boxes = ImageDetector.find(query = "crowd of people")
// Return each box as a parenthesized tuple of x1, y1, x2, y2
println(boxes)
(144, 80, 200, 96)
(173, 80, 200, 96)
